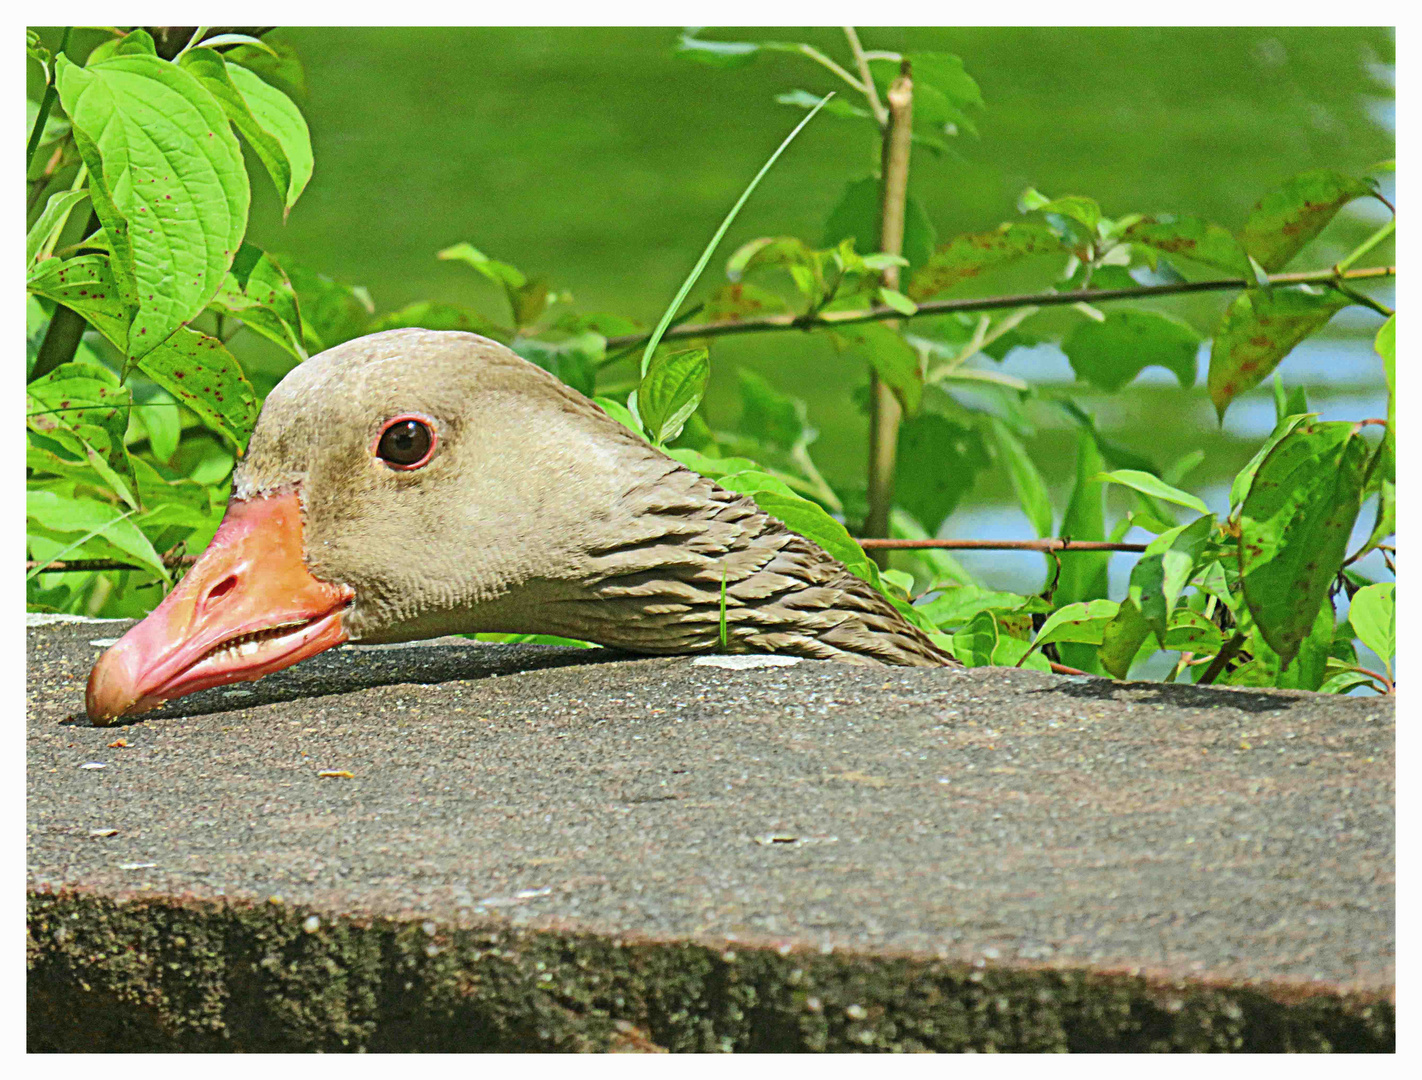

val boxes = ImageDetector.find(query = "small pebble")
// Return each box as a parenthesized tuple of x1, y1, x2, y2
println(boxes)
(88, 828, 118, 838)
(302, 916, 321, 933)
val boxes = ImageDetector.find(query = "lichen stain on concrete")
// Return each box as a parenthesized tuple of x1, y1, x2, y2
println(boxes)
(27, 891, 1394, 1053)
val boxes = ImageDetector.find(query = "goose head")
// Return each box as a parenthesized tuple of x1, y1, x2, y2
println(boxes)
(86, 329, 953, 723)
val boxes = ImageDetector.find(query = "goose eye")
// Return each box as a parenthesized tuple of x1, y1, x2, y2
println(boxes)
(375, 416, 435, 469)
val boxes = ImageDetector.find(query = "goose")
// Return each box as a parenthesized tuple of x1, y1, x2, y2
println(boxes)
(86, 329, 956, 723)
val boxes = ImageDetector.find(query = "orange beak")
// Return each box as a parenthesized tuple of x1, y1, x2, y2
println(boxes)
(85, 490, 354, 725)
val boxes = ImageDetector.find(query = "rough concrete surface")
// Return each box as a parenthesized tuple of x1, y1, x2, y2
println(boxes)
(27, 618, 1394, 1052)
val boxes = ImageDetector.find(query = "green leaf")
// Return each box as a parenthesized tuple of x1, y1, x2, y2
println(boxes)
(209, 243, 307, 360)
(1127, 514, 1215, 642)
(737, 369, 807, 451)
(134, 390, 182, 463)
(1164, 448, 1205, 487)
(716, 470, 802, 501)
(26, 253, 133, 347)
(592, 395, 645, 438)
(1031, 599, 1121, 651)
(833, 322, 922, 414)
(1377, 314, 1395, 483)
(130, 457, 217, 534)
(868, 56, 981, 140)
(26, 96, 72, 158)
(822, 176, 937, 276)
(893, 412, 991, 535)
(1056, 428, 1110, 673)
(1019, 188, 1102, 233)
(916, 585, 1051, 630)
(726, 235, 817, 283)
(1230, 413, 1313, 511)
(776, 89, 874, 123)
(56, 51, 249, 358)
(1240, 170, 1376, 271)
(702, 281, 790, 323)
(1098, 599, 1153, 680)
(1058, 428, 1109, 604)
(878, 288, 918, 316)
(750, 491, 876, 585)
(1094, 470, 1208, 514)
(1063, 309, 1199, 392)
(1238, 421, 1371, 667)
(1208, 287, 1349, 419)
(437, 242, 527, 289)
(879, 569, 915, 602)
(27, 189, 90, 270)
(367, 300, 509, 343)
(1121, 215, 1254, 277)
(1349, 583, 1394, 667)
(180, 48, 313, 215)
(637, 348, 711, 446)
(1246, 600, 1335, 692)
(224, 34, 306, 101)
(1162, 609, 1224, 654)
(282, 260, 373, 351)
(27, 488, 167, 581)
(667, 448, 768, 480)
(136, 328, 259, 451)
(673, 33, 763, 67)
(906, 52, 984, 111)
(952, 610, 999, 667)
(27, 30, 51, 77)
(513, 332, 605, 399)
(907, 222, 1064, 301)
(991, 633, 1053, 673)
(27, 360, 138, 508)
(1318, 669, 1379, 695)
(988, 417, 1052, 537)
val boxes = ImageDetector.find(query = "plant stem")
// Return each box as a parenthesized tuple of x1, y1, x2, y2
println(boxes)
(27, 27, 71, 173)
(843, 26, 887, 127)
(1333, 280, 1393, 317)
(865, 62, 914, 567)
(600, 265, 1396, 350)
(1335, 218, 1394, 275)
(1197, 630, 1247, 686)
(796, 44, 869, 97)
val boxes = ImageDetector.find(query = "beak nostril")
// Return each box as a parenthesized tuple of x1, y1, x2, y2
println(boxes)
(206, 575, 238, 605)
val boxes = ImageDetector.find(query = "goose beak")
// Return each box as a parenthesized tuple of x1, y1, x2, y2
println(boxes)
(85, 491, 354, 725)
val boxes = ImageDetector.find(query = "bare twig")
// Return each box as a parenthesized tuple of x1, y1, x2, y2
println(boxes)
(600, 265, 1396, 351)
(865, 60, 914, 567)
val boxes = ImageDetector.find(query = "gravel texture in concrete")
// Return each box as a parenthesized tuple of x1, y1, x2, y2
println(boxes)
(27, 618, 1394, 1051)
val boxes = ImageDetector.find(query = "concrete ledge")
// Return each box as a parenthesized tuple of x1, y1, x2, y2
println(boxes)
(27, 620, 1394, 1051)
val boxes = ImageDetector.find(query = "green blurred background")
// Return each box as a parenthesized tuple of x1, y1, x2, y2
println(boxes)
(32, 26, 1395, 589)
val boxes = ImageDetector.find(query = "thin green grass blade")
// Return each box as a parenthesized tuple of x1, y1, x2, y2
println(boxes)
(641, 92, 834, 376)
(27, 507, 138, 582)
